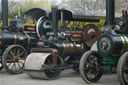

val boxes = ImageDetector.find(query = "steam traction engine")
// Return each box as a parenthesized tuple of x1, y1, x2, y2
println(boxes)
(24, 6, 100, 79)
(79, 0, 128, 85)
(0, 0, 38, 74)
(0, 21, 38, 74)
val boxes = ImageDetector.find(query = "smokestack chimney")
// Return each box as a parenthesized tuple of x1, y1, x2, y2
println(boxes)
(52, 6, 58, 37)
(106, 0, 115, 26)
(2, 0, 8, 30)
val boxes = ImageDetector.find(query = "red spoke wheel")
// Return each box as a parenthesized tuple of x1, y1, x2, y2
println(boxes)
(2, 45, 27, 74)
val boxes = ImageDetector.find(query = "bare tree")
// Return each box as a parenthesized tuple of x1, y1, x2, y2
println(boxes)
(8, 0, 21, 12)
(50, 0, 128, 13)
(50, 0, 105, 11)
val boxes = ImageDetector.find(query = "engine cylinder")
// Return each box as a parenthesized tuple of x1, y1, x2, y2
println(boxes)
(62, 42, 84, 56)
(49, 41, 84, 56)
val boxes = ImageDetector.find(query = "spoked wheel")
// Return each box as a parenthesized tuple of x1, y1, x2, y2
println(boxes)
(117, 52, 128, 85)
(2, 45, 27, 74)
(0, 58, 3, 71)
(79, 51, 103, 84)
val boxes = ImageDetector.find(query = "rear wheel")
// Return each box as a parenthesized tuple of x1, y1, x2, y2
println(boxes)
(117, 52, 128, 85)
(79, 51, 103, 84)
(2, 45, 27, 74)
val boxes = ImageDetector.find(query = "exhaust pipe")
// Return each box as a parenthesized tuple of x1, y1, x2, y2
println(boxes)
(2, 0, 8, 30)
(106, 0, 115, 26)
(52, 6, 58, 37)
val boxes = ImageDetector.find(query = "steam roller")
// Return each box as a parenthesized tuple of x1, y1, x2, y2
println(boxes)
(24, 6, 100, 79)
(24, 24, 100, 79)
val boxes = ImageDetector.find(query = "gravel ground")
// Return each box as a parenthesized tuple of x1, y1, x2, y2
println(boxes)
(0, 69, 120, 85)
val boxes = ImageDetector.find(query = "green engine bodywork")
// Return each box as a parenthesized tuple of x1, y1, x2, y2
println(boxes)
(99, 34, 128, 72)
(102, 56, 119, 72)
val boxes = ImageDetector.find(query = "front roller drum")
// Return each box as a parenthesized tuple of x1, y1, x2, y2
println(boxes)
(117, 52, 128, 85)
(79, 51, 103, 84)
(25, 53, 62, 79)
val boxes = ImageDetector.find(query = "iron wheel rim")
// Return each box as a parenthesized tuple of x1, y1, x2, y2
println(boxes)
(3, 45, 27, 74)
(84, 54, 102, 82)
(122, 58, 128, 84)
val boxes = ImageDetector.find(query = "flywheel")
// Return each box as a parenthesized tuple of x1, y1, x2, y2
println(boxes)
(83, 24, 100, 47)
